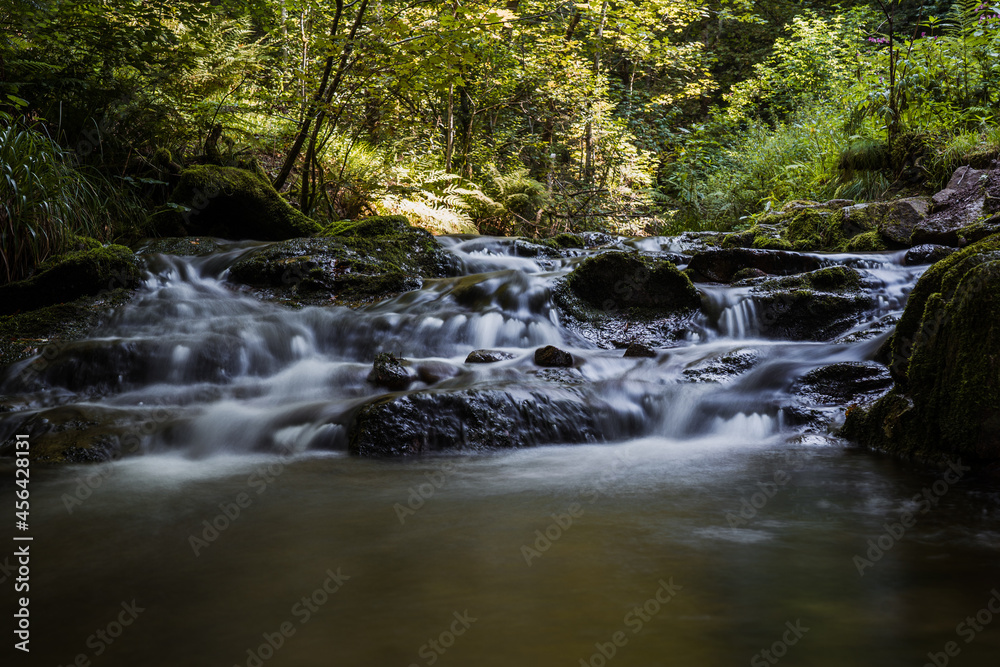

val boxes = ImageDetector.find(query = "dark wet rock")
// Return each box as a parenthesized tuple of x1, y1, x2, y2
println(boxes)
(580, 231, 615, 247)
(911, 166, 1000, 246)
(0, 405, 159, 463)
(465, 349, 517, 364)
(136, 237, 225, 257)
(368, 353, 412, 391)
(148, 165, 322, 240)
(623, 343, 657, 358)
(348, 387, 644, 456)
(833, 314, 899, 345)
(905, 244, 957, 266)
(681, 348, 760, 384)
(792, 362, 892, 405)
(822, 199, 855, 209)
(0, 245, 141, 317)
(0, 287, 136, 369)
(565, 251, 700, 311)
(886, 234, 1000, 384)
(511, 239, 563, 259)
(752, 267, 875, 341)
(535, 345, 574, 367)
(844, 235, 1000, 465)
(687, 248, 822, 283)
(228, 216, 454, 305)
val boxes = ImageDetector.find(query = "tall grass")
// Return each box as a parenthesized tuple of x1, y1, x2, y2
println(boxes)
(0, 117, 105, 284)
(0, 116, 147, 285)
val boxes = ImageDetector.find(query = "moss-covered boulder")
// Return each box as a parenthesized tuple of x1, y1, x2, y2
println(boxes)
(751, 266, 875, 341)
(721, 225, 792, 250)
(227, 215, 453, 305)
(840, 197, 930, 247)
(148, 165, 322, 241)
(886, 234, 1000, 384)
(565, 251, 700, 311)
(553, 251, 701, 349)
(843, 243, 1000, 464)
(0, 245, 140, 316)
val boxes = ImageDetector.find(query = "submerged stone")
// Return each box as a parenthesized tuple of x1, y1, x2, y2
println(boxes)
(623, 343, 657, 358)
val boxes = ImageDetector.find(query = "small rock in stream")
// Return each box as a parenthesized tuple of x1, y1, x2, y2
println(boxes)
(623, 343, 657, 358)
(466, 349, 517, 364)
(368, 352, 412, 390)
(534, 345, 574, 367)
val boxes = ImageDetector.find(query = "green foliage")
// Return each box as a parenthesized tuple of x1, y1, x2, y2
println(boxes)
(0, 115, 130, 284)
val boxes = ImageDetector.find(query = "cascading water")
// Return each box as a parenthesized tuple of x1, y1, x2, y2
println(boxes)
(2, 235, 998, 667)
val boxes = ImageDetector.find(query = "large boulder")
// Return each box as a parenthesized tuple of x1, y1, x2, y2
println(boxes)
(843, 233, 1000, 465)
(227, 216, 454, 305)
(565, 251, 700, 311)
(148, 165, 322, 240)
(911, 166, 1000, 246)
(686, 248, 822, 283)
(554, 251, 702, 349)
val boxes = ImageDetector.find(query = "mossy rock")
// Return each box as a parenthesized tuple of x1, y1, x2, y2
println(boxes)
(753, 267, 873, 341)
(149, 165, 322, 241)
(687, 248, 822, 283)
(228, 216, 453, 305)
(888, 233, 1000, 384)
(0, 245, 140, 316)
(320, 215, 413, 239)
(565, 251, 700, 312)
(844, 258, 1000, 464)
(722, 226, 791, 251)
(0, 287, 135, 368)
(537, 232, 586, 250)
(783, 208, 845, 251)
(844, 230, 887, 252)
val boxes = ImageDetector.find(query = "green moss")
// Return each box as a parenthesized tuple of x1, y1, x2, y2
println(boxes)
(228, 217, 453, 305)
(889, 233, 1000, 384)
(0, 245, 140, 316)
(782, 208, 845, 251)
(321, 215, 413, 239)
(538, 233, 586, 250)
(722, 226, 791, 250)
(150, 165, 322, 241)
(0, 287, 134, 367)
(847, 259, 1000, 463)
(760, 265, 861, 293)
(564, 251, 701, 313)
(844, 230, 886, 252)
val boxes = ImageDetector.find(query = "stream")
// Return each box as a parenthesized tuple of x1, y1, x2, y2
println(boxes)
(2, 235, 1000, 666)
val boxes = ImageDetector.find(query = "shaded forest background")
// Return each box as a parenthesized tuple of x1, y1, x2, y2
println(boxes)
(2, 0, 999, 283)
